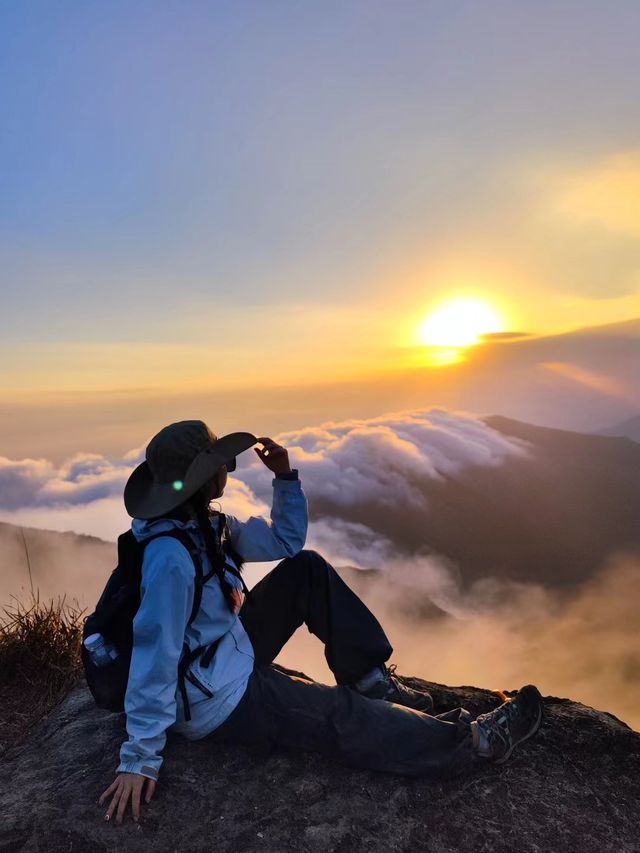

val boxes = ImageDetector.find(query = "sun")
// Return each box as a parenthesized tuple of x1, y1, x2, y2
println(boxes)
(418, 298, 505, 348)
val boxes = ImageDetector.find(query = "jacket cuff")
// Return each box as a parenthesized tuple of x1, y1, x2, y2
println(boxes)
(274, 469, 299, 480)
(116, 760, 160, 781)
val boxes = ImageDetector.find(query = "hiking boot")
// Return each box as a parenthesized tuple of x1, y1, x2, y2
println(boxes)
(353, 663, 434, 713)
(473, 684, 544, 764)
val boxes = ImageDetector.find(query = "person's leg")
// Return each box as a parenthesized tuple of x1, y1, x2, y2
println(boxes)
(239, 549, 393, 686)
(203, 663, 483, 780)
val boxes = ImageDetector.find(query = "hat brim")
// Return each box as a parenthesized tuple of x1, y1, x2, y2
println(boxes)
(124, 431, 258, 519)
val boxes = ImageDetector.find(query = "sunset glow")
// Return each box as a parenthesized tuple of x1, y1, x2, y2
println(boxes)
(418, 299, 506, 348)
(1, 2, 639, 449)
(2, 2, 640, 766)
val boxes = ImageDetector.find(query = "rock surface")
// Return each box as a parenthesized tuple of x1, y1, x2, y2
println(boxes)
(1, 667, 638, 853)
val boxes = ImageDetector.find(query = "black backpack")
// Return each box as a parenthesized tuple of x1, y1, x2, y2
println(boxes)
(81, 512, 250, 722)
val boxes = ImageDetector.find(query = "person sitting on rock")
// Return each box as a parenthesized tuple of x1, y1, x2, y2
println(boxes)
(99, 420, 544, 825)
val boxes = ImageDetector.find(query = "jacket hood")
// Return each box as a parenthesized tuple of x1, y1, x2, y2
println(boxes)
(131, 516, 201, 543)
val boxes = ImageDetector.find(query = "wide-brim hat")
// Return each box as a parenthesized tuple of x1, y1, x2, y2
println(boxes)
(124, 420, 258, 519)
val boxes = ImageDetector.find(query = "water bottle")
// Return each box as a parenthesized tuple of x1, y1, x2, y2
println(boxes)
(84, 633, 119, 667)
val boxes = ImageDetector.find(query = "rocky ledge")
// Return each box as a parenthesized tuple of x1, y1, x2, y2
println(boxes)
(1, 667, 638, 853)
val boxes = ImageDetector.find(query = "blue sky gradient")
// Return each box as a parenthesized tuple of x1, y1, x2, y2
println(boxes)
(1, 1, 639, 381)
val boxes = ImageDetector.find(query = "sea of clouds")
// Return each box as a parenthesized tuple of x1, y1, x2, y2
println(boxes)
(0, 407, 528, 540)
(1, 406, 637, 730)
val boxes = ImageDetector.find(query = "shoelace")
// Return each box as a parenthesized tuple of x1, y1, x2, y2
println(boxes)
(371, 663, 399, 698)
(385, 663, 398, 679)
(378, 663, 434, 710)
(476, 696, 519, 726)
(476, 696, 522, 750)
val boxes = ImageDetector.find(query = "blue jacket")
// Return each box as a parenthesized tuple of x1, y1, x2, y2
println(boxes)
(116, 469, 308, 781)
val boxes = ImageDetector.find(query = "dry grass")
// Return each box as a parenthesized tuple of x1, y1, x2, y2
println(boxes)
(0, 588, 86, 756)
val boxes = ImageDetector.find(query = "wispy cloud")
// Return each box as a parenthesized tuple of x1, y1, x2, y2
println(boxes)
(554, 150, 640, 238)
(0, 453, 133, 510)
(480, 331, 532, 342)
(541, 361, 636, 403)
(278, 553, 640, 731)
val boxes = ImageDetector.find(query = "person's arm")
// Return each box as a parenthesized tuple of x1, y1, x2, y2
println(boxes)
(116, 539, 194, 781)
(225, 469, 308, 561)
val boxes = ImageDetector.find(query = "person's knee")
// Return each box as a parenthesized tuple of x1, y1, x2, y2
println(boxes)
(297, 548, 323, 562)
(286, 548, 332, 573)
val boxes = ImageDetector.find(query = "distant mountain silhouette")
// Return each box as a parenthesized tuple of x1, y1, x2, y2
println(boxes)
(599, 413, 640, 442)
(471, 416, 640, 585)
(426, 416, 640, 587)
(0, 520, 115, 611)
(309, 417, 640, 590)
(561, 317, 640, 338)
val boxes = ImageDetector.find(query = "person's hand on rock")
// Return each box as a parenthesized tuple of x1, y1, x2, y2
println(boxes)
(254, 437, 292, 475)
(98, 771, 156, 825)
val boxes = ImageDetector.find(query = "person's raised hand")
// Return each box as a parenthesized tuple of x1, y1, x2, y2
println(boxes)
(98, 771, 156, 825)
(254, 437, 292, 475)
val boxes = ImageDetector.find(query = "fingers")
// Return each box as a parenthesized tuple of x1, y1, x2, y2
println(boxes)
(98, 779, 119, 806)
(255, 446, 286, 458)
(255, 440, 286, 457)
(255, 437, 272, 457)
(145, 778, 157, 803)
(132, 779, 143, 823)
(100, 773, 152, 825)
(104, 779, 123, 822)
(256, 437, 280, 451)
(115, 783, 129, 825)
(254, 437, 290, 473)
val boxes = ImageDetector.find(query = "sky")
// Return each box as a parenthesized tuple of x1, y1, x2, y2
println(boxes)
(2, 5, 639, 728)
(2, 0, 640, 409)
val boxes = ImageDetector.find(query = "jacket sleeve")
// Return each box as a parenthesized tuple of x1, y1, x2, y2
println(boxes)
(116, 540, 194, 781)
(225, 470, 308, 561)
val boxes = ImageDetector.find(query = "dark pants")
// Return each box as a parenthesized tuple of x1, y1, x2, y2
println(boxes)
(202, 549, 481, 779)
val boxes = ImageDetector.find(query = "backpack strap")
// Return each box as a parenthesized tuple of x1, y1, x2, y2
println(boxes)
(141, 526, 246, 722)
(142, 529, 211, 721)
(145, 529, 206, 627)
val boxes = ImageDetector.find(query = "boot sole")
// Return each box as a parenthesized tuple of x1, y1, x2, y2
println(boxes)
(493, 700, 544, 765)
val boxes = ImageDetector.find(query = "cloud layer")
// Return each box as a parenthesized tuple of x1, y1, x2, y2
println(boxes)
(2, 406, 638, 730)
(0, 407, 529, 541)
(275, 552, 640, 732)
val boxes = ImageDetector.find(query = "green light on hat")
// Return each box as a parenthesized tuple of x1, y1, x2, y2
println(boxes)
(172, 480, 184, 491)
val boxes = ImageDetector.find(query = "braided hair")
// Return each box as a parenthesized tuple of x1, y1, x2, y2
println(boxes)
(189, 485, 246, 614)
(151, 481, 247, 615)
